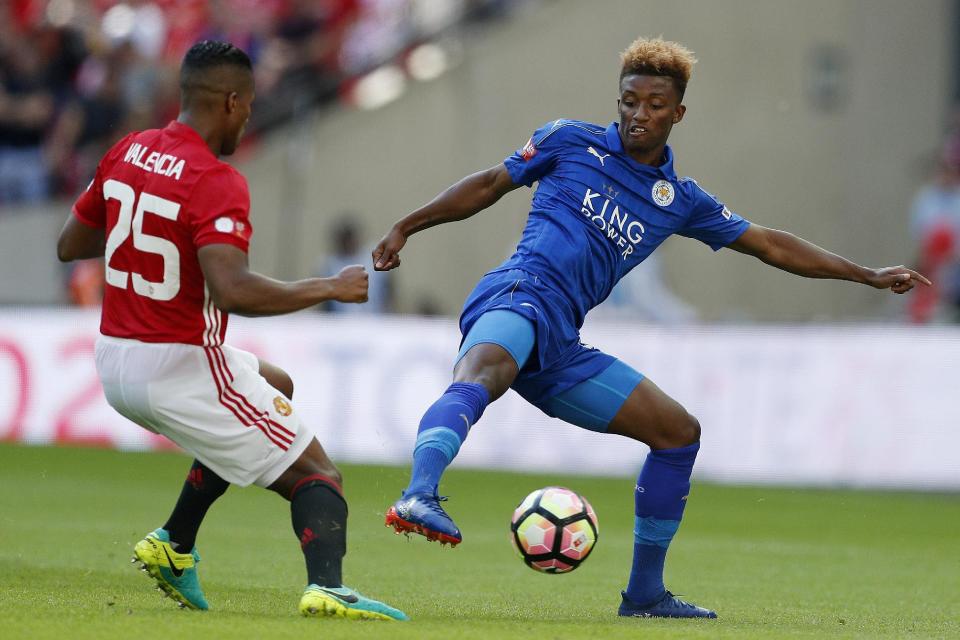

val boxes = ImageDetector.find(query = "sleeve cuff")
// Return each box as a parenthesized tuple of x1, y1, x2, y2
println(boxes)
(503, 158, 532, 188)
(714, 220, 751, 251)
(71, 206, 104, 229)
(195, 234, 250, 252)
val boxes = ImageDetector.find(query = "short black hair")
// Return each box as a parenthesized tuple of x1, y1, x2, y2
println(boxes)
(180, 41, 252, 92)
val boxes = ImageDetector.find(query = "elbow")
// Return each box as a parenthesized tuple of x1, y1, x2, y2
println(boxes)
(202, 262, 260, 315)
(209, 287, 259, 316)
(214, 297, 245, 315)
(208, 287, 242, 314)
(56, 240, 75, 263)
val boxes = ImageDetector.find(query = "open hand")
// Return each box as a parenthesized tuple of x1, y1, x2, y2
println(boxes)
(868, 266, 932, 294)
(373, 226, 406, 271)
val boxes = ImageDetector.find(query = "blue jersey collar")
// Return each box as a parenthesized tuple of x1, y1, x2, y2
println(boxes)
(605, 122, 676, 179)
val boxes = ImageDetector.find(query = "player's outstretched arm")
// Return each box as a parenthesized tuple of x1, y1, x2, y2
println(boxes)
(57, 215, 105, 262)
(728, 224, 931, 294)
(199, 244, 368, 316)
(373, 163, 519, 271)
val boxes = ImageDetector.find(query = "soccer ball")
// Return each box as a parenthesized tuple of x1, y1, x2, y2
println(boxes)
(510, 486, 599, 574)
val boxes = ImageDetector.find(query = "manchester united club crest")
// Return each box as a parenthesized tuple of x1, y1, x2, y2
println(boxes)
(652, 180, 675, 207)
(273, 396, 292, 417)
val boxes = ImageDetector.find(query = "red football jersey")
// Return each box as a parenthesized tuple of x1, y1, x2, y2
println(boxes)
(72, 121, 253, 346)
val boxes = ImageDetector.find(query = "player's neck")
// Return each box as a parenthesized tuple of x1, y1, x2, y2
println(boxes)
(176, 113, 224, 158)
(625, 144, 667, 167)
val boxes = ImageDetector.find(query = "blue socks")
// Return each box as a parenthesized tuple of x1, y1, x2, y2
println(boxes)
(404, 382, 489, 496)
(625, 442, 699, 605)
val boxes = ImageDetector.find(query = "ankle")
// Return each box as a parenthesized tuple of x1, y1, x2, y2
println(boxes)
(403, 483, 437, 497)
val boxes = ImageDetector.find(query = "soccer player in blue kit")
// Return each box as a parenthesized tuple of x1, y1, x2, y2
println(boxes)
(373, 37, 930, 618)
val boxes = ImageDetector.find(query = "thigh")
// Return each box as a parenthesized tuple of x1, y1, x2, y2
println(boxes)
(540, 359, 644, 432)
(456, 309, 535, 371)
(540, 358, 698, 450)
(453, 309, 536, 401)
(606, 377, 700, 450)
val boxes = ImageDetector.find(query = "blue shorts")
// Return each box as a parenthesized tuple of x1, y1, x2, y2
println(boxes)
(457, 272, 645, 431)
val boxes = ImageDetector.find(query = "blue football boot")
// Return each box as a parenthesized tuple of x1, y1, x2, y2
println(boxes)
(618, 590, 717, 619)
(384, 492, 462, 546)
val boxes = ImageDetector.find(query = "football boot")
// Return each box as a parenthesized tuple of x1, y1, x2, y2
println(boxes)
(131, 528, 208, 610)
(384, 492, 462, 546)
(618, 590, 717, 619)
(299, 584, 408, 621)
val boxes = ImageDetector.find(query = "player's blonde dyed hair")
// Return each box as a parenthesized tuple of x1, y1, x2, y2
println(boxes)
(620, 37, 697, 99)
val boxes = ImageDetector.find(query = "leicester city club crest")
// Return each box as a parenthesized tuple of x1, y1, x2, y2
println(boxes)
(652, 180, 675, 207)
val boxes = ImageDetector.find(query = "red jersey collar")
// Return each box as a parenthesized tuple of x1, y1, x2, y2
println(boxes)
(166, 120, 216, 158)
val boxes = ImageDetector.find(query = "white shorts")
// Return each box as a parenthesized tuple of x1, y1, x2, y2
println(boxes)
(95, 335, 314, 487)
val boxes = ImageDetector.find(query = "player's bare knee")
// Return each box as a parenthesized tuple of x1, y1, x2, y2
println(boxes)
(298, 451, 341, 485)
(282, 440, 341, 487)
(270, 459, 341, 500)
(297, 464, 341, 489)
(652, 411, 699, 449)
(322, 464, 343, 487)
(454, 345, 518, 401)
(679, 413, 701, 446)
(453, 364, 509, 400)
(475, 370, 512, 399)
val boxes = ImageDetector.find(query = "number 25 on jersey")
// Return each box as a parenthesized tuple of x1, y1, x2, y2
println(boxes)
(103, 179, 181, 302)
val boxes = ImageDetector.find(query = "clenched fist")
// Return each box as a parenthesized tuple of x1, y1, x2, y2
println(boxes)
(373, 226, 406, 271)
(332, 264, 369, 303)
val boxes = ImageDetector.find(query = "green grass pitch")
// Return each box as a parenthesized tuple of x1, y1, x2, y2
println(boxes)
(1, 443, 957, 639)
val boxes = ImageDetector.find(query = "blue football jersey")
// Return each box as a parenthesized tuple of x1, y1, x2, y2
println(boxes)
(496, 119, 750, 326)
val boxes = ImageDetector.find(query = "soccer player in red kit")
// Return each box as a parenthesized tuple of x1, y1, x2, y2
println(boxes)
(56, 41, 407, 621)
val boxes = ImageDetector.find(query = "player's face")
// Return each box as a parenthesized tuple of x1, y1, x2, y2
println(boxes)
(617, 75, 685, 161)
(222, 78, 254, 156)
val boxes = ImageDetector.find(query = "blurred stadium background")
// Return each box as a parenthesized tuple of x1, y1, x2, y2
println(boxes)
(1, 2, 958, 498)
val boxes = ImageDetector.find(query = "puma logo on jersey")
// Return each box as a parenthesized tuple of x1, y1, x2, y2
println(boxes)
(587, 146, 610, 166)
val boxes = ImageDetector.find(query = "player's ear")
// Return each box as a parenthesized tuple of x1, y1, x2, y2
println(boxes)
(226, 91, 238, 114)
(673, 104, 686, 124)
